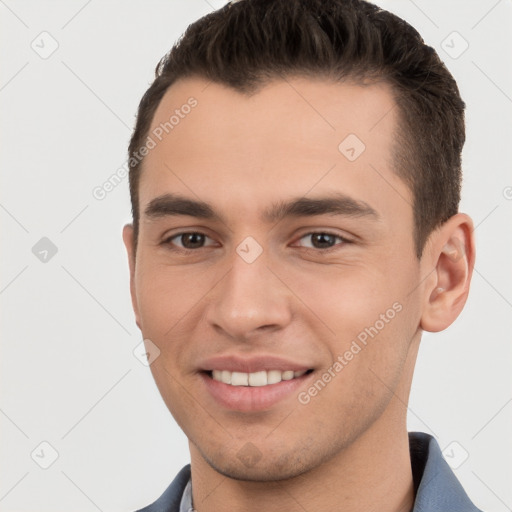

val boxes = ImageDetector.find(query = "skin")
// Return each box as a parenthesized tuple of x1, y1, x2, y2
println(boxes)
(123, 76, 475, 512)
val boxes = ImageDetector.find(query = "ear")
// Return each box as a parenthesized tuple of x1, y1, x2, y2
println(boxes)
(122, 224, 141, 330)
(420, 213, 476, 332)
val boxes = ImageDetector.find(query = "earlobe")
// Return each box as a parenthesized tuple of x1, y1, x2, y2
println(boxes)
(122, 224, 141, 329)
(420, 213, 476, 333)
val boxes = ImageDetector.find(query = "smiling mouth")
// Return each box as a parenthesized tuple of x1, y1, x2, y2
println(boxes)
(204, 369, 314, 387)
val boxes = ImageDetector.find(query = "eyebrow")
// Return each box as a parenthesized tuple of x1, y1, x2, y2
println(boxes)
(143, 192, 380, 223)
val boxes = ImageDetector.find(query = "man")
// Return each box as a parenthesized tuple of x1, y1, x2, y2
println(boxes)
(122, 0, 481, 510)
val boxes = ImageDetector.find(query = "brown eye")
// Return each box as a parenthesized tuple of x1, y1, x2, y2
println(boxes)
(165, 232, 216, 250)
(297, 232, 346, 249)
(180, 233, 205, 248)
(310, 233, 337, 248)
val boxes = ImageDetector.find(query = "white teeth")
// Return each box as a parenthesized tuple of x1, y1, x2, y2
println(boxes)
(248, 370, 267, 386)
(210, 369, 309, 386)
(231, 371, 249, 386)
(267, 369, 282, 384)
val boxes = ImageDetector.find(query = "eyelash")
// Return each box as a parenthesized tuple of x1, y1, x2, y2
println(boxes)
(161, 231, 352, 253)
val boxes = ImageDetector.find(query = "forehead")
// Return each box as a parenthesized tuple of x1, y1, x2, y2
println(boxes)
(139, 76, 411, 225)
(148, 76, 397, 161)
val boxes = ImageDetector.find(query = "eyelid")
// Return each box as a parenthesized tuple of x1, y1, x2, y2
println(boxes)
(291, 230, 353, 250)
(162, 230, 218, 250)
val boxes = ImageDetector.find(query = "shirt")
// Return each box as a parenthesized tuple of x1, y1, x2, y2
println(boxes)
(137, 432, 483, 512)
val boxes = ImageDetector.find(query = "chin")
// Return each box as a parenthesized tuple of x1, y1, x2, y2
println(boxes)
(209, 460, 311, 482)
(199, 441, 325, 483)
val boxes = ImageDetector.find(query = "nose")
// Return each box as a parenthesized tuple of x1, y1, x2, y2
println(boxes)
(205, 250, 293, 341)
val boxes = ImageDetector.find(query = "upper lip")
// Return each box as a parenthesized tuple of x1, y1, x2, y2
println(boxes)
(199, 354, 313, 374)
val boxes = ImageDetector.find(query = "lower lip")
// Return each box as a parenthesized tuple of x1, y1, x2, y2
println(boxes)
(200, 372, 313, 412)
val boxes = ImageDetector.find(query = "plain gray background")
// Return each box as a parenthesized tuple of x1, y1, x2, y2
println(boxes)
(1, 1, 511, 511)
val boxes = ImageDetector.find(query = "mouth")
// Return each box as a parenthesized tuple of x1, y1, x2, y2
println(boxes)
(204, 368, 314, 387)
(197, 354, 317, 411)
(199, 368, 315, 412)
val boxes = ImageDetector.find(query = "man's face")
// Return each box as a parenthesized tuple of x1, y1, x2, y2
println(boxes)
(125, 77, 426, 480)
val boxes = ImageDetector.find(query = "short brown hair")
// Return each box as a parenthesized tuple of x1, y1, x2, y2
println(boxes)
(128, 0, 465, 258)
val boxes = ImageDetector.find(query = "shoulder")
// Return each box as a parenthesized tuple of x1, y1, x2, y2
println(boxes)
(135, 464, 191, 512)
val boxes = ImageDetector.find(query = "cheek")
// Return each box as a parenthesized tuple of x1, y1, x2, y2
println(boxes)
(287, 262, 416, 393)
(283, 262, 406, 342)
(134, 261, 213, 337)
(292, 302, 413, 443)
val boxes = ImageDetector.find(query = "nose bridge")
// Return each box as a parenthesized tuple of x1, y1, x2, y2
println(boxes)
(206, 246, 291, 338)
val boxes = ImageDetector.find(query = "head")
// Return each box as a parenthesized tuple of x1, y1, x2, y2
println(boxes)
(123, 0, 474, 482)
